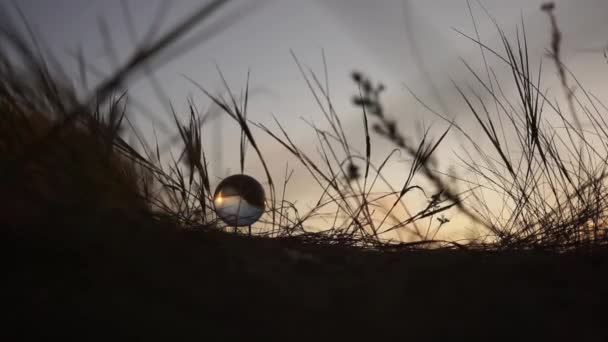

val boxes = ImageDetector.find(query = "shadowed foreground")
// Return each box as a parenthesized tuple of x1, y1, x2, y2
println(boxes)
(4, 214, 607, 341)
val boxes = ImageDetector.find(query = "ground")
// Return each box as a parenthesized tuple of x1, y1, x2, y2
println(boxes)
(4, 213, 608, 341)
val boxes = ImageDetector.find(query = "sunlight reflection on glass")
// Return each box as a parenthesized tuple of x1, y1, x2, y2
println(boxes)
(213, 174, 265, 227)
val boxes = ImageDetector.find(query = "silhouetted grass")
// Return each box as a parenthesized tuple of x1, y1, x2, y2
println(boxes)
(3, 0, 608, 248)
(437, 2, 608, 250)
(3, 1, 608, 340)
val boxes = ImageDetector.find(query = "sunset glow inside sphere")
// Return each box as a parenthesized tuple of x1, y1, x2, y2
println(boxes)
(213, 174, 266, 227)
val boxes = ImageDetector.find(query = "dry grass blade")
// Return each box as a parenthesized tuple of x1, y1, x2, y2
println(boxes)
(1, 0, 232, 179)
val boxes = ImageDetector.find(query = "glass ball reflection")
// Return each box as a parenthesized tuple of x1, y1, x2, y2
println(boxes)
(213, 174, 265, 227)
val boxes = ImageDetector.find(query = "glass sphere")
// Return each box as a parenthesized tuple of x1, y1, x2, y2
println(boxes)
(213, 174, 265, 227)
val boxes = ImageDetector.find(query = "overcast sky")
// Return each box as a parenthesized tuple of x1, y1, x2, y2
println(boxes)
(9, 0, 608, 237)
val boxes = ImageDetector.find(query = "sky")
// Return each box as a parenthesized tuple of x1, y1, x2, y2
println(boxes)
(8, 0, 608, 239)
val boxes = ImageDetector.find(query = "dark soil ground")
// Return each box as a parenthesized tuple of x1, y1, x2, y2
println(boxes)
(4, 213, 608, 341)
